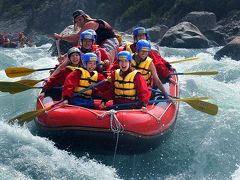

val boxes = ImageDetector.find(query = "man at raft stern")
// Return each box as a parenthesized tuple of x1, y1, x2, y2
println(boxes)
(54, 9, 119, 63)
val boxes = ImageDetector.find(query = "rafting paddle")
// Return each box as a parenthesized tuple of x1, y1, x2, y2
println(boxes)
(180, 99, 218, 115)
(16, 79, 45, 86)
(107, 97, 218, 115)
(169, 57, 202, 64)
(0, 80, 61, 94)
(0, 81, 41, 94)
(56, 39, 61, 56)
(8, 80, 107, 125)
(5, 67, 54, 78)
(170, 71, 219, 76)
(149, 89, 218, 115)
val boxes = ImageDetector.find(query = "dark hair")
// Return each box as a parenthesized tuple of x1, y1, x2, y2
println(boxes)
(73, 10, 86, 19)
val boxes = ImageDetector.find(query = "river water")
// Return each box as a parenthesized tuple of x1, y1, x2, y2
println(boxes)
(0, 43, 240, 179)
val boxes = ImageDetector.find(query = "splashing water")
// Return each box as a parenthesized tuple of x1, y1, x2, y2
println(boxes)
(0, 45, 120, 180)
(0, 43, 240, 179)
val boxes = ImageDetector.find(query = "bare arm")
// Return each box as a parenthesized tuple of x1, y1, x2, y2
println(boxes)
(54, 21, 98, 43)
(53, 32, 79, 42)
(50, 58, 70, 78)
(149, 62, 168, 96)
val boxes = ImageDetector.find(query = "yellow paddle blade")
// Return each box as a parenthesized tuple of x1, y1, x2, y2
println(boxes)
(170, 57, 202, 64)
(16, 79, 43, 86)
(182, 71, 218, 75)
(185, 100, 218, 115)
(8, 106, 51, 125)
(173, 97, 209, 102)
(5, 67, 35, 78)
(0, 82, 36, 94)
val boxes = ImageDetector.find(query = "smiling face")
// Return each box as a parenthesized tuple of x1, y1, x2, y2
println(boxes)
(137, 50, 149, 59)
(86, 60, 97, 72)
(74, 16, 85, 27)
(82, 39, 93, 49)
(69, 53, 81, 65)
(119, 59, 130, 72)
(135, 34, 147, 41)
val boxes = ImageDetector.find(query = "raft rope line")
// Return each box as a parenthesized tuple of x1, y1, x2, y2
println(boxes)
(97, 109, 123, 166)
(97, 109, 124, 133)
(45, 102, 169, 129)
(145, 109, 162, 123)
(94, 109, 124, 166)
(65, 106, 124, 133)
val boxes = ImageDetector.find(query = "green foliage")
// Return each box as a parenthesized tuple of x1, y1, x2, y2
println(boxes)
(1, 0, 240, 31)
(0, 0, 48, 17)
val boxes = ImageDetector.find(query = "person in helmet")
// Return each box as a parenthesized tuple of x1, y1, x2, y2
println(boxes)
(132, 40, 170, 99)
(85, 29, 97, 42)
(54, 9, 119, 63)
(2, 36, 17, 48)
(79, 30, 110, 71)
(123, 27, 175, 83)
(62, 53, 107, 108)
(51, 30, 110, 77)
(18, 32, 34, 48)
(99, 51, 150, 111)
(39, 47, 82, 101)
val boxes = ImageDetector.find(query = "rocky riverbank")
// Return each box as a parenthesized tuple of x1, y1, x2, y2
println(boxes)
(0, 0, 240, 60)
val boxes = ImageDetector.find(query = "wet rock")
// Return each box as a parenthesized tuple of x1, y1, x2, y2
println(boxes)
(146, 25, 169, 42)
(180, 11, 216, 32)
(203, 30, 226, 46)
(214, 36, 240, 61)
(159, 22, 210, 48)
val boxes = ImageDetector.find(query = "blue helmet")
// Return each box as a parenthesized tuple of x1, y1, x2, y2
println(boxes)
(86, 29, 97, 36)
(80, 31, 95, 41)
(83, 53, 98, 68)
(133, 27, 149, 39)
(67, 47, 81, 59)
(117, 51, 132, 62)
(136, 39, 151, 52)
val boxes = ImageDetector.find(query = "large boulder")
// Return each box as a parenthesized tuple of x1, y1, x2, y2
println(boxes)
(180, 11, 217, 32)
(214, 36, 240, 61)
(203, 29, 226, 46)
(146, 25, 169, 42)
(159, 22, 210, 48)
(214, 10, 240, 39)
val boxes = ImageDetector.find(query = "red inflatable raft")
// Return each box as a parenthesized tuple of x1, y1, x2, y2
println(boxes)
(35, 74, 179, 152)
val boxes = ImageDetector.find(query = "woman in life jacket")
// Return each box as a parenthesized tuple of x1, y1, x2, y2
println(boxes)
(132, 40, 170, 99)
(100, 51, 151, 111)
(39, 47, 82, 101)
(122, 27, 175, 83)
(54, 9, 119, 63)
(62, 53, 107, 108)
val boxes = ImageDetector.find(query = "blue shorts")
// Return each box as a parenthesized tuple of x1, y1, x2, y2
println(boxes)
(69, 96, 95, 109)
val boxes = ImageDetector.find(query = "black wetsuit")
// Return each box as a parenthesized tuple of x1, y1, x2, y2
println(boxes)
(94, 19, 115, 45)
